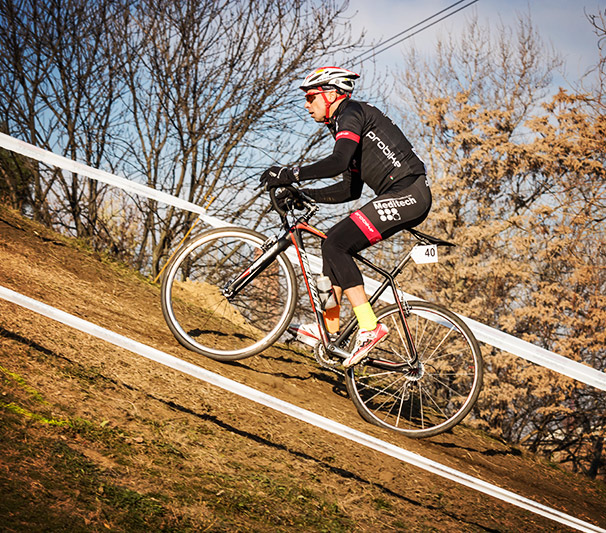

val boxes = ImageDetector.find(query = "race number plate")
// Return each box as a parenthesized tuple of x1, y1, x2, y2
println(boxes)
(411, 244, 438, 264)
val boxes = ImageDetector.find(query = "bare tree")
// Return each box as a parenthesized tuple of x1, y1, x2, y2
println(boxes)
(0, 0, 363, 274)
(0, 0, 56, 221)
(586, 8, 606, 107)
(0, 0, 130, 238)
(37, 0, 129, 240)
(117, 0, 362, 275)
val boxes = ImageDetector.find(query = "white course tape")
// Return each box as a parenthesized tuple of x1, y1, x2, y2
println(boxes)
(0, 133, 226, 229)
(1, 132, 605, 391)
(364, 279, 606, 392)
(0, 285, 604, 533)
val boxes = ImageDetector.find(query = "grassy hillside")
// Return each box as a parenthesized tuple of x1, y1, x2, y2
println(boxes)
(1, 204, 604, 532)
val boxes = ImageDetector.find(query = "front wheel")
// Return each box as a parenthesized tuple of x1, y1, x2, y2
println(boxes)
(161, 227, 297, 361)
(345, 301, 483, 438)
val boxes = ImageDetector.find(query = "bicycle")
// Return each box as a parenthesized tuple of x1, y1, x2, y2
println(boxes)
(161, 186, 483, 438)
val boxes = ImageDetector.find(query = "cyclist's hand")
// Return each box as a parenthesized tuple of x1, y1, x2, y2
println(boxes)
(275, 188, 304, 211)
(260, 166, 299, 188)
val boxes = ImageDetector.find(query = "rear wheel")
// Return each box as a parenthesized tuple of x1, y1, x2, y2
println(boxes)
(345, 301, 483, 437)
(161, 227, 297, 361)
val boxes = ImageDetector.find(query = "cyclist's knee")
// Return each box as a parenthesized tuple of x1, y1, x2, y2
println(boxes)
(322, 233, 345, 255)
(324, 217, 367, 254)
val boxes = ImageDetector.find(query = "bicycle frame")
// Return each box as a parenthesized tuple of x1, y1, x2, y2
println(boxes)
(291, 220, 420, 367)
(222, 201, 421, 368)
(161, 191, 481, 437)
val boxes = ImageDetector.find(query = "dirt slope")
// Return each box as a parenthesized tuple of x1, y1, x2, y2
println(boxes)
(0, 204, 604, 533)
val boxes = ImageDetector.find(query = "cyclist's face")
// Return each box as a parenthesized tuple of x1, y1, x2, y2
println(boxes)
(304, 89, 336, 122)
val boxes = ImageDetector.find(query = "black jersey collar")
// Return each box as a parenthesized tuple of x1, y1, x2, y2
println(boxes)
(327, 97, 352, 130)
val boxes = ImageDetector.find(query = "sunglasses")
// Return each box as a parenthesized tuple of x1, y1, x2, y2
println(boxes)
(305, 90, 331, 103)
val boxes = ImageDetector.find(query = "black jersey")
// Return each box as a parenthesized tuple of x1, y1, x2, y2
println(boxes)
(298, 99, 426, 203)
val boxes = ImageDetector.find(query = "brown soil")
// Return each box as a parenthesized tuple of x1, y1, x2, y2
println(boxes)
(0, 204, 604, 532)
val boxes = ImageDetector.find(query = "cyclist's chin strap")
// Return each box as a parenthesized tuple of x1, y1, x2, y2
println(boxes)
(321, 92, 348, 124)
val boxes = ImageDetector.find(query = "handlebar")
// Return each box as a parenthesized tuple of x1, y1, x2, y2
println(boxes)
(267, 184, 317, 221)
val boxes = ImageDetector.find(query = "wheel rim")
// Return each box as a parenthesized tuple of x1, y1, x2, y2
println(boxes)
(348, 303, 482, 436)
(163, 230, 295, 358)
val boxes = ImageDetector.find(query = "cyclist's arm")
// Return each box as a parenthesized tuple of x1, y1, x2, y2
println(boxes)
(298, 137, 358, 181)
(301, 170, 363, 204)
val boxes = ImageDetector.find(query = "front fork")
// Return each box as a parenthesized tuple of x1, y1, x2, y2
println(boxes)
(222, 233, 292, 299)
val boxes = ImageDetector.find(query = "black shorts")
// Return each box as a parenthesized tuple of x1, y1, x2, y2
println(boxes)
(321, 175, 432, 290)
(350, 175, 432, 243)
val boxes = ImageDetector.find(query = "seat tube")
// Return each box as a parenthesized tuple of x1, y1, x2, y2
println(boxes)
(290, 227, 331, 344)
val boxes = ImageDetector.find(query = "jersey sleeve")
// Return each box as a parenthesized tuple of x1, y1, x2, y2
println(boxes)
(300, 170, 364, 204)
(297, 137, 358, 181)
(298, 101, 365, 182)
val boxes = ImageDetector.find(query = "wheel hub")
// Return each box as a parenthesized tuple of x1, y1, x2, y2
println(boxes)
(403, 361, 424, 381)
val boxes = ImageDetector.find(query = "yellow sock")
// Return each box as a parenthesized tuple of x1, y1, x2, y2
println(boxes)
(353, 302, 377, 331)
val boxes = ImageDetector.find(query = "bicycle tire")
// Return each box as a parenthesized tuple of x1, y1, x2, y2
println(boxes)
(161, 227, 297, 361)
(345, 301, 483, 438)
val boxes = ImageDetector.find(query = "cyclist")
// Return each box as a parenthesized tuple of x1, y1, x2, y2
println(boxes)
(260, 66, 431, 367)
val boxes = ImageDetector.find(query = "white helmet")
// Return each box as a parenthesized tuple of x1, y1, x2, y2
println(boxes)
(300, 66, 360, 93)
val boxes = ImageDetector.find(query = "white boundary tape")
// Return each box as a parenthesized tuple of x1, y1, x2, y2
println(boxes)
(365, 280, 606, 391)
(1, 132, 605, 392)
(0, 133, 225, 229)
(0, 285, 604, 533)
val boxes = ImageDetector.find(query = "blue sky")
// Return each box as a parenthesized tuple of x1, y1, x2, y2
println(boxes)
(344, 0, 605, 90)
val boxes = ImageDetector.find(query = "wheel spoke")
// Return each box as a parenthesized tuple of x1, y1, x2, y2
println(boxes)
(161, 229, 296, 360)
(346, 301, 483, 437)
